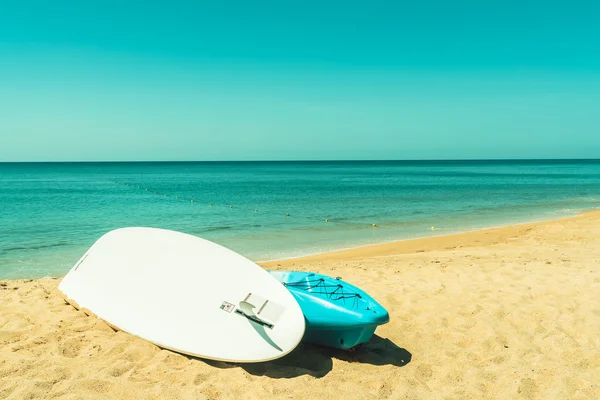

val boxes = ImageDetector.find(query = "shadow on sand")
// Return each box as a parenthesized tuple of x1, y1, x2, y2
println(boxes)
(202, 335, 411, 379)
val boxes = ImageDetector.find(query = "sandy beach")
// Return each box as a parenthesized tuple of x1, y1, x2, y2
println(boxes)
(1, 212, 599, 399)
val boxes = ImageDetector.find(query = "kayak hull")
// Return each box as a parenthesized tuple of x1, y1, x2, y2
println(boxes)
(268, 271, 389, 349)
(302, 325, 378, 350)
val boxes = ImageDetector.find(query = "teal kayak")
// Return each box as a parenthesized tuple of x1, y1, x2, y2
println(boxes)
(268, 271, 389, 349)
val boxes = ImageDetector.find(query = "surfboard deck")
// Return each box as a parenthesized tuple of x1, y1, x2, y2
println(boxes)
(59, 227, 305, 362)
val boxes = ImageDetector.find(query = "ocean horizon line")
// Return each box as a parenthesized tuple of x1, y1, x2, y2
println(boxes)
(2, 158, 600, 165)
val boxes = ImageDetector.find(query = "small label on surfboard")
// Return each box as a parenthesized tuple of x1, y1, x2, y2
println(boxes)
(220, 301, 235, 313)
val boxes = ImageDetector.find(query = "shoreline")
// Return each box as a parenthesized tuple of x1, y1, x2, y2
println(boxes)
(252, 206, 595, 264)
(260, 209, 600, 268)
(1, 209, 598, 282)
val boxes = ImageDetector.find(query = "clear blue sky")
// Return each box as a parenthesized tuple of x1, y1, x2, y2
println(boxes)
(1, 1, 599, 161)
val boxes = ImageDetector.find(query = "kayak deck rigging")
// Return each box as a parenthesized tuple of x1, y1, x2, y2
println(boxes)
(283, 277, 363, 309)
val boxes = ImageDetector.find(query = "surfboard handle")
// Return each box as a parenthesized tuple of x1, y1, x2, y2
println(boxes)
(235, 309, 274, 329)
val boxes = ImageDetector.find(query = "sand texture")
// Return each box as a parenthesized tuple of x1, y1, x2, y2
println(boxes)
(1, 212, 600, 399)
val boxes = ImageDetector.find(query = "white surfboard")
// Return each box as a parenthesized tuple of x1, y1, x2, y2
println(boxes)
(59, 227, 305, 363)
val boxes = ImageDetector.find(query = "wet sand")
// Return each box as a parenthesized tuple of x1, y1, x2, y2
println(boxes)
(1, 212, 599, 399)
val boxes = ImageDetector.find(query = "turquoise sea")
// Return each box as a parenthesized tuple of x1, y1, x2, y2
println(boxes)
(1, 160, 600, 279)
